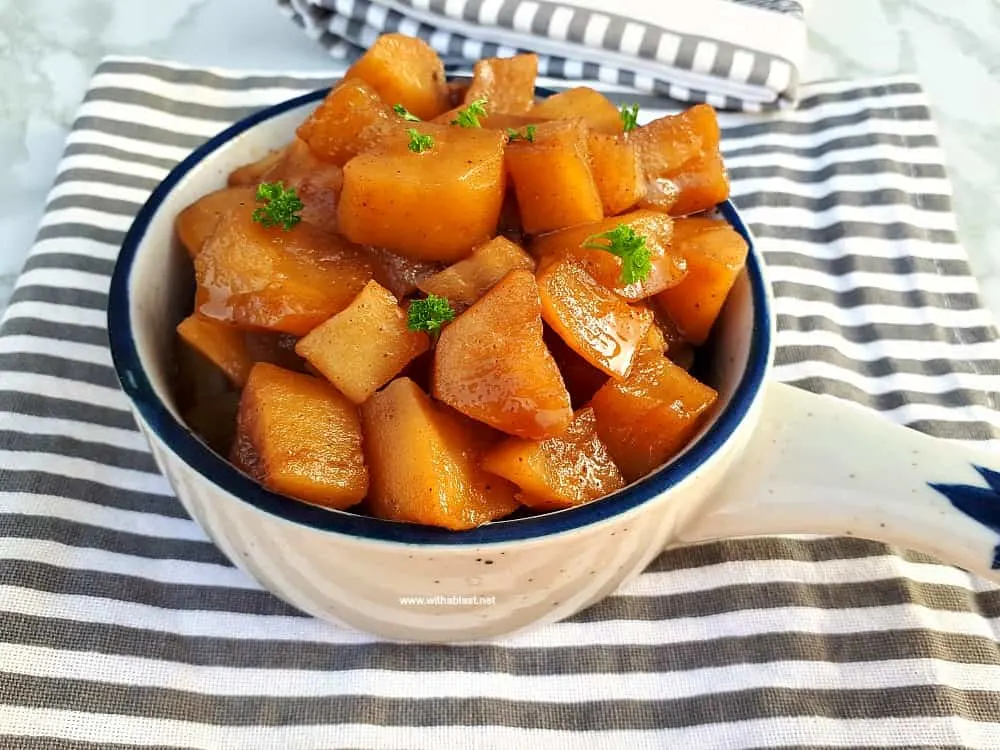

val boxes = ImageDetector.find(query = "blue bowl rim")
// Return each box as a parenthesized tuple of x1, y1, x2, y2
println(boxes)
(107, 86, 773, 547)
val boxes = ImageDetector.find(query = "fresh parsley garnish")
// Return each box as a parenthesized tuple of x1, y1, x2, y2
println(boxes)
(506, 125, 536, 143)
(251, 181, 303, 230)
(407, 128, 435, 153)
(393, 103, 421, 122)
(581, 223, 652, 285)
(619, 104, 639, 133)
(407, 294, 456, 337)
(451, 98, 488, 128)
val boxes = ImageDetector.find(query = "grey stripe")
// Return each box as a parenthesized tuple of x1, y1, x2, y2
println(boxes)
(461, 0, 482, 24)
(34, 223, 125, 247)
(21, 252, 116, 278)
(54, 167, 159, 193)
(734, 188, 953, 214)
(638, 26, 660, 61)
(723, 133, 939, 160)
(721, 105, 936, 139)
(564, 8, 590, 44)
(602, 14, 626, 51)
(495, 0, 520, 28)
(747, 53, 771, 86)
(7, 285, 107, 312)
(61, 143, 176, 172)
(1, 673, 996, 726)
(752, 222, 958, 245)
(771, 282, 980, 310)
(5, 608, 998, 672)
(1, 318, 108, 348)
(882, 419, 998, 442)
(0, 432, 158, 474)
(71, 116, 205, 150)
(0, 470, 186, 518)
(529, 2, 555, 36)
(44, 195, 141, 220)
(765, 253, 971, 278)
(0, 514, 228, 566)
(776, 348, 1000, 381)
(95, 59, 337, 93)
(709, 42, 736, 78)
(731, 0, 804, 14)
(796, 81, 923, 110)
(727, 160, 949, 184)
(775, 317, 998, 346)
(0, 353, 119, 390)
(0, 738, 188, 750)
(0, 392, 137, 432)
(85, 87, 260, 125)
(673, 36, 699, 71)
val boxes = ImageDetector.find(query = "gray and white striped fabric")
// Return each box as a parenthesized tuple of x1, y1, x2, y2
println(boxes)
(1, 58, 999, 748)
(278, 0, 809, 111)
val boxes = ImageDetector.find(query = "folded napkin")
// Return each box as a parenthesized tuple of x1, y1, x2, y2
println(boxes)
(278, 0, 810, 110)
(1, 59, 999, 748)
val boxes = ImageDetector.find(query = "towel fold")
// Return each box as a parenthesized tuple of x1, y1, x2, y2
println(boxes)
(278, 0, 810, 110)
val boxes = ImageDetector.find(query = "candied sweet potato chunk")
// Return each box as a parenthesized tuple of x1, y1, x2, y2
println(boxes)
(433, 269, 572, 440)
(538, 258, 652, 379)
(295, 280, 429, 404)
(543, 325, 608, 408)
(591, 343, 718, 481)
(235, 363, 368, 508)
(505, 120, 603, 235)
(587, 132, 644, 216)
(531, 87, 623, 134)
(655, 217, 748, 345)
(417, 236, 535, 309)
(464, 53, 538, 114)
(339, 127, 506, 261)
(531, 210, 685, 300)
(176, 314, 253, 387)
(632, 103, 729, 215)
(296, 78, 396, 166)
(481, 407, 624, 510)
(255, 139, 344, 234)
(361, 378, 520, 530)
(175, 186, 257, 258)
(368, 247, 444, 299)
(194, 210, 375, 336)
(344, 34, 449, 120)
(228, 147, 288, 187)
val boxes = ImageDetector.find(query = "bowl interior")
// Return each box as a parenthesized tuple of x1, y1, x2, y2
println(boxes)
(109, 89, 773, 545)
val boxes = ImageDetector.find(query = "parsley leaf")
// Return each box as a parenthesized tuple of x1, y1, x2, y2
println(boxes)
(407, 294, 456, 337)
(407, 128, 435, 153)
(619, 104, 640, 133)
(581, 223, 652, 286)
(451, 98, 488, 128)
(393, 103, 421, 122)
(506, 125, 536, 143)
(251, 181, 304, 231)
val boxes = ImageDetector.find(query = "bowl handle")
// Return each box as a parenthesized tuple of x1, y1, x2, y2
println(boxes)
(676, 382, 1000, 583)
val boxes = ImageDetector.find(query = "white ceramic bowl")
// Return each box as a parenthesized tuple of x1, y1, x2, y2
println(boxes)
(108, 88, 1000, 642)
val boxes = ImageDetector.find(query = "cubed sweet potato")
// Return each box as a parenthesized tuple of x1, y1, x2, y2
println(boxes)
(338, 127, 506, 261)
(176, 314, 253, 387)
(344, 34, 450, 120)
(587, 132, 644, 216)
(295, 280, 429, 404)
(255, 138, 344, 234)
(368, 247, 445, 299)
(543, 325, 608, 408)
(433, 269, 572, 440)
(175, 186, 257, 258)
(194, 209, 375, 336)
(228, 147, 288, 187)
(531, 87, 623, 134)
(296, 78, 397, 166)
(530, 210, 686, 300)
(505, 120, 603, 235)
(235, 363, 368, 508)
(464, 53, 538, 114)
(632, 103, 729, 215)
(417, 236, 535, 309)
(655, 217, 749, 345)
(361, 377, 520, 530)
(481, 406, 624, 510)
(591, 341, 718, 481)
(537, 258, 652, 379)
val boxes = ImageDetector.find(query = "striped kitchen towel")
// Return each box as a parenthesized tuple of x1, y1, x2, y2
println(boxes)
(0, 59, 999, 749)
(278, 0, 810, 111)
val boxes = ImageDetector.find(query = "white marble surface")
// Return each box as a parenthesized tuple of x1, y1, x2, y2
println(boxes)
(2, 0, 999, 323)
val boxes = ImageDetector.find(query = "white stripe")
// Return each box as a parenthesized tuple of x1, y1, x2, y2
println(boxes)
(510, 0, 538, 33)
(775, 329, 1000, 362)
(0, 538, 257, 590)
(728, 49, 755, 84)
(582, 13, 610, 47)
(619, 21, 646, 56)
(39, 207, 134, 232)
(690, 40, 717, 75)
(718, 117, 937, 148)
(0, 491, 205, 541)
(64, 130, 191, 164)
(722, 90, 928, 125)
(478, 0, 503, 24)
(731, 173, 953, 200)
(0, 374, 127, 411)
(55, 150, 169, 183)
(1, 300, 109, 329)
(3, 643, 997, 701)
(78, 99, 233, 135)
(0, 413, 147, 453)
(48, 179, 149, 207)
(15, 268, 110, 295)
(878, 402, 1000, 430)
(761, 235, 971, 262)
(743, 203, 957, 232)
(88, 72, 313, 108)
(547, 6, 574, 40)
(724, 146, 948, 171)
(26, 236, 123, 261)
(798, 74, 922, 97)
(2, 584, 995, 645)
(0, 451, 172, 497)
(767, 266, 976, 293)
(771, 297, 1000, 328)
(774, 360, 1000, 396)
(3, 709, 995, 750)
(0, 336, 113, 367)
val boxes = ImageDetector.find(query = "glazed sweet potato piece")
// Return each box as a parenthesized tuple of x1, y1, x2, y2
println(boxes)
(531, 87, 623, 134)
(505, 120, 603, 235)
(433, 269, 572, 440)
(368, 247, 445, 299)
(464, 53, 538, 114)
(194, 209, 375, 336)
(361, 377, 520, 530)
(591, 341, 718, 481)
(417, 236, 535, 309)
(531, 210, 685, 300)
(537, 258, 652, 379)
(295, 280, 429, 404)
(542, 325, 608, 408)
(655, 217, 749, 345)
(184, 390, 241, 457)
(228, 147, 288, 187)
(632, 103, 729, 215)
(481, 407, 624, 510)
(176, 314, 253, 387)
(344, 34, 450, 120)
(254, 138, 344, 234)
(587, 132, 644, 216)
(296, 78, 396, 166)
(175, 186, 257, 258)
(235, 363, 368, 508)
(339, 126, 506, 261)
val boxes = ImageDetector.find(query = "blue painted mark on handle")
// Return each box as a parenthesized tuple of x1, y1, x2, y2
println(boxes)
(929, 465, 1000, 570)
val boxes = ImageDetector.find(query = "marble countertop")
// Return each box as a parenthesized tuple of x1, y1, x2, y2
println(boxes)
(3, 0, 999, 323)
